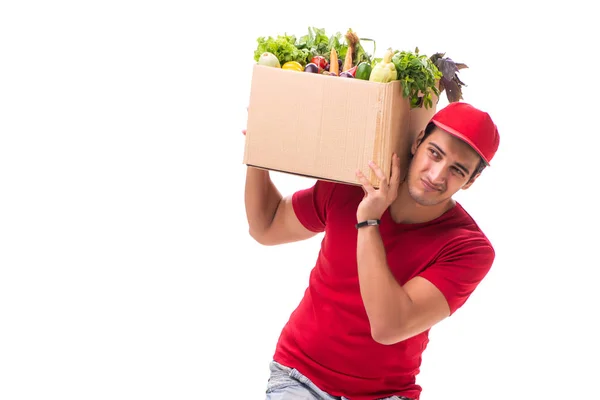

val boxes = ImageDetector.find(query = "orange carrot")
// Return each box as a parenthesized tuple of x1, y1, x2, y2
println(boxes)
(343, 29, 359, 72)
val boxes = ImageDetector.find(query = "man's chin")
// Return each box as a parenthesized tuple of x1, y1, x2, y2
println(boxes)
(414, 197, 441, 207)
(408, 188, 443, 207)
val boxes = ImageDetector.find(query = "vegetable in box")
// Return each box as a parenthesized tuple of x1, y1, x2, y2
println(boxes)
(253, 26, 469, 109)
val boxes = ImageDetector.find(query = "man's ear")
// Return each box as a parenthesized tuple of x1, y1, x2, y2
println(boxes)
(411, 130, 425, 155)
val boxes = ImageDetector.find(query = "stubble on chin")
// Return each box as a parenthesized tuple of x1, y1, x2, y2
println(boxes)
(407, 177, 445, 207)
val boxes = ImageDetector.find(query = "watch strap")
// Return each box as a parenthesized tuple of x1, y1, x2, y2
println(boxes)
(355, 219, 381, 229)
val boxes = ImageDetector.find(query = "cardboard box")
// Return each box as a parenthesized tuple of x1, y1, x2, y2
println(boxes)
(243, 64, 414, 188)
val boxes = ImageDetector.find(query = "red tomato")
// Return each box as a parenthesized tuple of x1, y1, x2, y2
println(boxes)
(311, 56, 327, 70)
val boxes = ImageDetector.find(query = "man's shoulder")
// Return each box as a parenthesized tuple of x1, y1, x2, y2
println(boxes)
(315, 179, 361, 192)
(313, 179, 363, 202)
(444, 202, 495, 257)
(453, 202, 492, 238)
(291, 180, 362, 227)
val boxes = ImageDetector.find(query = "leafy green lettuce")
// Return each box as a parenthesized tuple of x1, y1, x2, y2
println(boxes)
(254, 27, 375, 66)
(253, 34, 309, 65)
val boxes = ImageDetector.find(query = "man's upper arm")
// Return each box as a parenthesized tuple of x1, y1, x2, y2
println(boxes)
(257, 195, 318, 245)
(258, 180, 334, 246)
(384, 239, 495, 343)
(393, 276, 451, 342)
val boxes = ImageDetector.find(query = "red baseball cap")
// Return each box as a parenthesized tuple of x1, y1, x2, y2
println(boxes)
(430, 102, 500, 165)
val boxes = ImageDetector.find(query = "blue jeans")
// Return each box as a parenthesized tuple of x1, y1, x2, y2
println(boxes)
(265, 361, 413, 400)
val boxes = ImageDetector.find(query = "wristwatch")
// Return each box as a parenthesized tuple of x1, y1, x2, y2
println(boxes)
(355, 219, 381, 229)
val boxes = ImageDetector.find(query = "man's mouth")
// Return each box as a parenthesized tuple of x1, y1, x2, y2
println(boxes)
(421, 179, 440, 192)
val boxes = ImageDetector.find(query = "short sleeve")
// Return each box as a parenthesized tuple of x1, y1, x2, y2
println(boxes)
(418, 238, 495, 315)
(291, 180, 337, 233)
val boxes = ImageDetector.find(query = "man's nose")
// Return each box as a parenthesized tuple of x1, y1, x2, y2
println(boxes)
(428, 163, 447, 185)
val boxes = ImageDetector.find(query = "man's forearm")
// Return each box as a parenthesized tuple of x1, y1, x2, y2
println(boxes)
(244, 166, 282, 239)
(357, 226, 413, 344)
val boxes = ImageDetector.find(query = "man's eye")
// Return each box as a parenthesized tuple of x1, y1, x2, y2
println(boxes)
(453, 167, 464, 177)
(429, 149, 439, 157)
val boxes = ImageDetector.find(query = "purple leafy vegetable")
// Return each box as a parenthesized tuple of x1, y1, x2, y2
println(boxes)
(430, 52, 468, 103)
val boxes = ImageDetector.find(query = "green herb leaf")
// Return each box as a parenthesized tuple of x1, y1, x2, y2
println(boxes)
(391, 48, 442, 109)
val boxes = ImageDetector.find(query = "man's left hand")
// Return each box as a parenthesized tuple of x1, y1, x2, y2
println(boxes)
(355, 153, 401, 222)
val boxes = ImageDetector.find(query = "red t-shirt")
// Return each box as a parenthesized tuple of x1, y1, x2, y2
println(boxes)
(273, 180, 495, 400)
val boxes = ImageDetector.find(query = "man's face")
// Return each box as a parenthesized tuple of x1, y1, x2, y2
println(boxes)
(406, 127, 482, 206)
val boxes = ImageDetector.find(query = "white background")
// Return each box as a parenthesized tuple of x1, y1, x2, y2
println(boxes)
(1, 1, 598, 399)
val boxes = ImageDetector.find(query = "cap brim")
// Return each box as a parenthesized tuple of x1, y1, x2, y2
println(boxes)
(431, 120, 491, 166)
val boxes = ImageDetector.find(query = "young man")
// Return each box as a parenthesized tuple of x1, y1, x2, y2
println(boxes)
(244, 102, 500, 400)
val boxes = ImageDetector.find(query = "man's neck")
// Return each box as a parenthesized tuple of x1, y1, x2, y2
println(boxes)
(389, 183, 456, 225)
